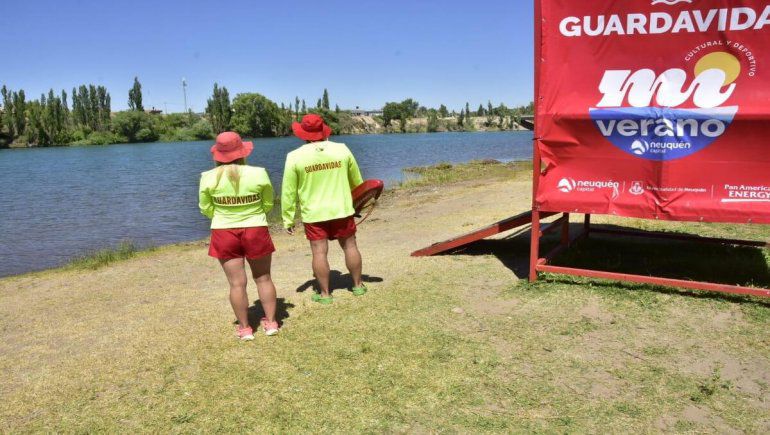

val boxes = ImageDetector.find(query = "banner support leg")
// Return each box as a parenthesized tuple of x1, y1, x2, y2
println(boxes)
(561, 213, 571, 247)
(530, 210, 541, 282)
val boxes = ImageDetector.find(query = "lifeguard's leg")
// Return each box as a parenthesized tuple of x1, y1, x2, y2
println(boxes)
(247, 254, 277, 323)
(310, 239, 331, 297)
(219, 258, 250, 328)
(339, 235, 363, 288)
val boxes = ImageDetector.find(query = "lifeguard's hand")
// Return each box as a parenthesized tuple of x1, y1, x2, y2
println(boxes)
(285, 226, 295, 236)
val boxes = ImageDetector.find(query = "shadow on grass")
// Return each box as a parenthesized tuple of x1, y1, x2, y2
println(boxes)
(246, 297, 295, 327)
(295, 270, 384, 295)
(444, 223, 770, 302)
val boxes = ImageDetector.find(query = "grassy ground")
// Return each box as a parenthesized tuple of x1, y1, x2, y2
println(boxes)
(1, 162, 768, 433)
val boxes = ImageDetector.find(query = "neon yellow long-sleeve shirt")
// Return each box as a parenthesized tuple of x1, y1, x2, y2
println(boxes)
(281, 141, 364, 228)
(199, 165, 274, 229)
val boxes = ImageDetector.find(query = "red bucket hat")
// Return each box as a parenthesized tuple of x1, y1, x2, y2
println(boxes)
(210, 132, 253, 163)
(292, 114, 332, 141)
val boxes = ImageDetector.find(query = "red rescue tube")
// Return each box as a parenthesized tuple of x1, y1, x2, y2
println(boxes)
(352, 179, 384, 224)
(352, 179, 384, 213)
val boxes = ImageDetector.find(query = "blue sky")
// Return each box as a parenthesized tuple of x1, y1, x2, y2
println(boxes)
(1, 0, 534, 113)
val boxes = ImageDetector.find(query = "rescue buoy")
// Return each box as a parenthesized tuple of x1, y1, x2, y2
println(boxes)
(352, 179, 384, 225)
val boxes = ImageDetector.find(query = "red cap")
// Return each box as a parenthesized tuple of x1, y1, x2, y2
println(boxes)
(292, 114, 332, 141)
(210, 132, 253, 163)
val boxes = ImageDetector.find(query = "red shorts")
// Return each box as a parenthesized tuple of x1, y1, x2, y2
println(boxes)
(303, 216, 357, 241)
(209, 227, 276, 260)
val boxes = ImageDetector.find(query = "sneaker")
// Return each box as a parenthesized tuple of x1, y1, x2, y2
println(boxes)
(352, 284, 368, 296)
(261, 318, 280, 336)
(236, 326, 255, 341)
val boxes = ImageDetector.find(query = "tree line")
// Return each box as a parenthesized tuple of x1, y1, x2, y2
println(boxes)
(383, 99, 534, 133)
(1, 78, 533, 148)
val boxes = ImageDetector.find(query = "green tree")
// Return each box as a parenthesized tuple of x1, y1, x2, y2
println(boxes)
(98, 86, 111, 129)
(25, 100, 43, 144)
(301, 99, 307, 114)
(458, 109, 465, 127)
(128, 77, 144, 112)
(1, 86, 14, 138)
(112, 111, 158, 143)
(477, 104, 485, 116)
(465, 102, 471, 120)
(205, 83, 232, 134)
(335, 104, 340, 114)
(12, 90, 26, 138)
(438, 104, 449, 118)
(382, 98, 418, 133)
(230, 93, 291, 138)
(427, 110, 439, 132)
(294, 96, 300, 119)
(322, 89, 330, 110)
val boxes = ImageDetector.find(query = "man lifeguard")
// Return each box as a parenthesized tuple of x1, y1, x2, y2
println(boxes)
(281, 114, 367, 304)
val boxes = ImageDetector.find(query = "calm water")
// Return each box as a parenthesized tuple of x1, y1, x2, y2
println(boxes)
(0, 131, 532, 277)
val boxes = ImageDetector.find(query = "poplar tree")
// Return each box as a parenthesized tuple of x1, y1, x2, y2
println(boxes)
(301, 99, 306, 114)
(294, 96, 300, 119)
(205, 83, 232, 134)
(322, 89, 330, 110)
(98, 86, 111, 129)
(1, 86, 13, 137)
(128, 77, 144, 111)
(12, 90, 26, 138)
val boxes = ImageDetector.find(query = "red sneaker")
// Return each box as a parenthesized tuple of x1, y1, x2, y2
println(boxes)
(236, 325, 255, 341)
(261, 318, 280, 336)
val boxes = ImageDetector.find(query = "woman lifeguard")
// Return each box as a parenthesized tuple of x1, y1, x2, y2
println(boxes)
(199, 132, 279, 340)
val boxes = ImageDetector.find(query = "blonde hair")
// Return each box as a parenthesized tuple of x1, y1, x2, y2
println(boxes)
(214, 158, 246, 193)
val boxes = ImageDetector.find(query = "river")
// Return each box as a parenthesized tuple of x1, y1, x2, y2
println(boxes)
(0, 131, 533, 277)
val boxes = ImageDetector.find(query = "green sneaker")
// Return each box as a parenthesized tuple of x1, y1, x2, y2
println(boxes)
(311, 293, 334, 304)
(351, 284, 368, 296)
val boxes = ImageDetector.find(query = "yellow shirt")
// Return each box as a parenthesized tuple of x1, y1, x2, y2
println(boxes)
(199, 165, 274, 229)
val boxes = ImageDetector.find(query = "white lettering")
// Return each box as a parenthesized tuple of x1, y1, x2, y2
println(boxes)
(597, 68, 734, 109)
(755, 5, 770, 30)
(604, 15, 626, 36)
(731, 7, 756, 31)
(627, 14, 648, 35)
(672, 12, 696, 33)
(559, 17, 582, 37)
(650, 12, 673, 34)
(693, 9, 718, 32)
(558, 7, 767, 37)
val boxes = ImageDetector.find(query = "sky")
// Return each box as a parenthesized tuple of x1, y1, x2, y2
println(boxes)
(1, 0, 534, 113)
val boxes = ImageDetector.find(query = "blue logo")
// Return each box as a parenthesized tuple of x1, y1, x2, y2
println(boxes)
(590, 106, 737, 161)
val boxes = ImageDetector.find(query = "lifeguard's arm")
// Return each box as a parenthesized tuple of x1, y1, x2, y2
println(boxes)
(347, 151, 364, 189)
(198, 177, 215, 219)
(261, 170, 275, 215)
(281, 157, 299, 228)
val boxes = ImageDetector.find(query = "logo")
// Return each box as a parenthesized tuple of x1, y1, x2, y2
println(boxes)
(558, 178, 576, 193)
(589, 49, 747, 161)
(629, 181, 645, 196)
(558, 177, 621, 199)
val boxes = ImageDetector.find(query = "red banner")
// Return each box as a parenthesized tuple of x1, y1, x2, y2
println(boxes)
(535, 0, 770, 224)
